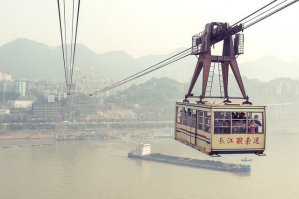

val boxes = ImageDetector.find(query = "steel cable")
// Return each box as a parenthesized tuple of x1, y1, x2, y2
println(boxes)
(70, 0, 81, 87)
(244, 0, 299, 29)
(102, 48, 192, 91)
(57, 0, 68, 88)
(68, 0, 298, 94)
(62, 0, 68, 85)
(241, 0, 288, 27)
(57, 0, 81, 94)
(102, 50, 192, 92)
(70, 0, 75, 81)
(231, 0, 278, 27)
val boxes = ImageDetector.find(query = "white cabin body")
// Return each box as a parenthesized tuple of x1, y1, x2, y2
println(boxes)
(175, 102, 266, 155)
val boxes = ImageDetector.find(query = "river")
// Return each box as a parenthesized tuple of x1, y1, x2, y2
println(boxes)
(1, 134, 299, 199)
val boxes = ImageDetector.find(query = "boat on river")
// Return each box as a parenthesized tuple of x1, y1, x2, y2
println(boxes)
(128, 143, 251, 173)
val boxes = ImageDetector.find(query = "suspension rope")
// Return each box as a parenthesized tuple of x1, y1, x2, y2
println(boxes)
(231, 0, 278, 27)
(59, 0, 297, 95)
(70, 0, 81, 86)
(244, 0, 299, 29)
(242, 0, 288, 27)
(57, 0, 81, 94)
(62, 0, 68, 85)
(103, 48, 192, 91)
(102, 50, 191, 92)
(70, 0, 75, 82)
(57, 0, 68, 87)
(100, 0, 299, 93)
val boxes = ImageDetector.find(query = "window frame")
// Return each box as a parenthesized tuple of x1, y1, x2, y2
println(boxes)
(247, 112, 264, 134)
(197, 110, 204, 131)
(203, 111, 211, 133)
(213, 111, 265, 135)
(214, 111, 232, 134)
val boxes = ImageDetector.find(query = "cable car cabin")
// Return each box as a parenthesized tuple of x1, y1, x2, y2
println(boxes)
(175, 102, 266, 155)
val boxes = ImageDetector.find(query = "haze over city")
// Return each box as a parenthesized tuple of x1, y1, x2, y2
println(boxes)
(0, 0, 298, 63)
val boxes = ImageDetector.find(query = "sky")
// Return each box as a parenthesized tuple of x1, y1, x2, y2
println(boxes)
(0, 0, 298, 63)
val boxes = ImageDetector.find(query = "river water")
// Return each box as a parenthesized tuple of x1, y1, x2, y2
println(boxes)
(1, 134, 299, 199)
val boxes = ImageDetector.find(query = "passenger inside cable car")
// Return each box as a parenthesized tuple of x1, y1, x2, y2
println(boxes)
(214, 112, 263, 134)
(214, 112, 231, 134)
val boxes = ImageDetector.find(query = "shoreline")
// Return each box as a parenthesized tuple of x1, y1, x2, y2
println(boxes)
(1, 122, 298, 141)
(0, 128, 172, 140)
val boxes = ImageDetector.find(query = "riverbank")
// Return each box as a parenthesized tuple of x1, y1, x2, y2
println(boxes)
(0, 120, 298, 140)
(0, 128, 174, 140)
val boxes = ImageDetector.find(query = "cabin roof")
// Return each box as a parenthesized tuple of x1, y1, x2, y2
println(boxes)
(176, 101, 266, 109)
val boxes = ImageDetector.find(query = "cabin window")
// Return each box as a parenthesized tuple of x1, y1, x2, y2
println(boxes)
(177, 107, 197, 128)
(232, 112, 247, 134)
(247, 112, 263, 134)
(204, 111, 211, 133)
(213, 111, 264, 134)
(188, 109, 197, 128)
(214, 112, 231, 134)
(177, 107, 186, 125)
(176, 107, 180, 124)
(197, 111, 204, 130)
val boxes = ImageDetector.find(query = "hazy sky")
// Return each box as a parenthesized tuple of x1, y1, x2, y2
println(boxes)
(0, 0, 298, 62)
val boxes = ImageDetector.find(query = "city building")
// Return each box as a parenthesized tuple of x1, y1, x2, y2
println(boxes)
(66, 95, 100, 120)
(0, 108, 10, 115)
(32, 101, 64, 121)
(11, 99, 34, 108)
(7, 108, 31, 122)
(0, 72, 12, 81)
(47, 93, 56, 103)
(17, 80, 27, 97)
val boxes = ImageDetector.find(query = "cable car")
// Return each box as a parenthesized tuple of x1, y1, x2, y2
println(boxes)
(175, 102, 266, 155)
(174, 22, 268, 155)
(94, 1, 299, 155)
